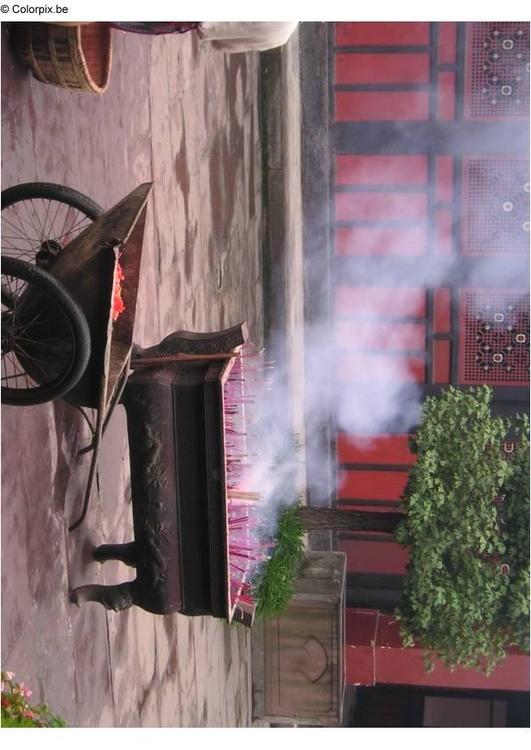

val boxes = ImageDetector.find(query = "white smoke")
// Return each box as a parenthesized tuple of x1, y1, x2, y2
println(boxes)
(241, 262, 528, 509)
(235, 144, 529, 513)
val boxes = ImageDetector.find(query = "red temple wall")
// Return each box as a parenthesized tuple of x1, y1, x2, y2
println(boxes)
(330, 20, 530, 689)
(345, 609, 530, 692)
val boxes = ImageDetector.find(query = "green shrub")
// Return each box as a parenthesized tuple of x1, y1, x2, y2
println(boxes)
(252, 504, 305, 617)
(395, 386, 530, 673)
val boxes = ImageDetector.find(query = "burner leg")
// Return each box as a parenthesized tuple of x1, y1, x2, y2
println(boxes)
(70, 581, 137, 611)
(93, 541, 139, 567)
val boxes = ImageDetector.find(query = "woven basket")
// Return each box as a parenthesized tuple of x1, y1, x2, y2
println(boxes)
(11, 23, 112, 94)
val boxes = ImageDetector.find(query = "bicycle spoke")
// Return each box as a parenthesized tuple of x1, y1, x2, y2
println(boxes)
(1, 371, 34, 383)
(40, 198, 53, 244)
(59, 203, 75, 241)
(13, 342, 63, 373)
(1, 361, 34, 384)
(1, 246, 37, 262)
(60, 213, 92, 243)
(15, 309, 46, 334)
(3, 272, 28, 302)
(12, 332, 72, 347)
(2, 211, 41, 250)
(2, 350, 35, 390)
(3, 188, 99, 271)
(1, 234, 43, 242)
(18, 200, 46, 243)
(45, 198, 64, 241)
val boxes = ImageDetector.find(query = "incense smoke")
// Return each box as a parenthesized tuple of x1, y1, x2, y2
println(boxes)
(238, 156, 529, 511)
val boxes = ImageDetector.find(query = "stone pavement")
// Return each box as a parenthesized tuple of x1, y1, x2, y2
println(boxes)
(1, 22, 279, 727)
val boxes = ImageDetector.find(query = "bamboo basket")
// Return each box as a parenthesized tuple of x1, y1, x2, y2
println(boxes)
(11, 23, 112, 94)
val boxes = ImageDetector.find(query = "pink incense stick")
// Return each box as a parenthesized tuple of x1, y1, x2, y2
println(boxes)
(230, 561, 247, 574)
(228, 516, 249, 525)
(229, 550, 255, 560)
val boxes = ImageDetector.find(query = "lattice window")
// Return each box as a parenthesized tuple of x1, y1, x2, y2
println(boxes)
(461, 158, 530, 255)
(465, 22, 530, 119)
(459, 290, 530, 385)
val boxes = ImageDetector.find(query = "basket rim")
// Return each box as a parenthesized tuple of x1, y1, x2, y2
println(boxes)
(69, 23, 112, 94)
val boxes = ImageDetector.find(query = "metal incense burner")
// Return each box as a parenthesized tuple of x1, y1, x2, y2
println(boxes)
(71, 322, 256, 625)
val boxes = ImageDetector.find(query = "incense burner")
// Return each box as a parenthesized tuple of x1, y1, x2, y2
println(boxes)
(71, 322, 262, 625)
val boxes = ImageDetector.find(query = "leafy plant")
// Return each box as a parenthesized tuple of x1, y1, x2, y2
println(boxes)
(1, 671, 67, 728)
(252, 503, 305, 617)
(250, 387, 529, 675)
(394, 386, 530, 673)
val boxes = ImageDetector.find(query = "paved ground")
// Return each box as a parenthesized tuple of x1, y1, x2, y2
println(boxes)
(1, 22, 270, 727)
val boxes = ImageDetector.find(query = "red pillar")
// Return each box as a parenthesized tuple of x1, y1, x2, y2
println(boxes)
(346, 608, 530, 691)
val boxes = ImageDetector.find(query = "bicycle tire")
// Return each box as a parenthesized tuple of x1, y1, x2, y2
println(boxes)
(1, 256, 91, 406)
(1, 181, 103, 219)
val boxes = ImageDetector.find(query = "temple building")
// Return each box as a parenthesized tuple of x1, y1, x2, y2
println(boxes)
(299, 21, 530, 726)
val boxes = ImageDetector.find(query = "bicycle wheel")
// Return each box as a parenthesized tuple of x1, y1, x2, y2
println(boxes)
(1, 182, 103, 268)
(1, 256, 91, 405)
